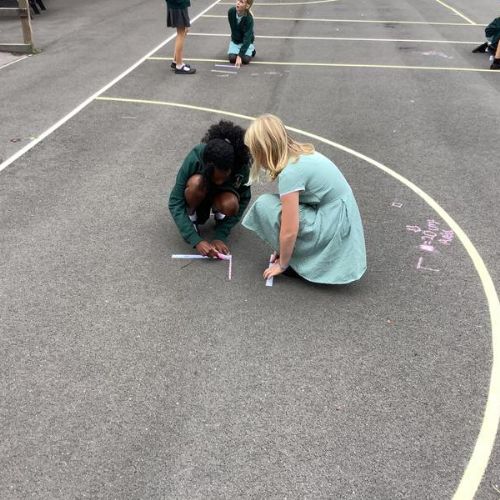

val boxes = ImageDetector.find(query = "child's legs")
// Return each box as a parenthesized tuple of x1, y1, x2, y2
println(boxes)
(174, 27, 188, 65)
(185, 174, 208, 213)
(496, 43, 500, 58)
(212, 191, 239, 216)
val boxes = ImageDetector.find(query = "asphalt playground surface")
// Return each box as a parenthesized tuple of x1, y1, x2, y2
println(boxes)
(1, 0, 500, 498)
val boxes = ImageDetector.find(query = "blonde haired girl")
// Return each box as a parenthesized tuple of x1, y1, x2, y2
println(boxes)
(242, 114, 367, 284)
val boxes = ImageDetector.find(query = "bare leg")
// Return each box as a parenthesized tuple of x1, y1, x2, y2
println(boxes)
(212, 192, 239, 217)
(174, 27, 188, 67)
(491, 43, 500, 69)
(185, 174, 207, 213)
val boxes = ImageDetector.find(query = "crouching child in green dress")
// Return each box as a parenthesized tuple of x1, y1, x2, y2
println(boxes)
(169, 121, 252, 258)
(242, 114, 367, 284)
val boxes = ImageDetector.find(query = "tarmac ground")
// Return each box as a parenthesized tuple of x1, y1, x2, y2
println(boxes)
(1, 0, 500, 498)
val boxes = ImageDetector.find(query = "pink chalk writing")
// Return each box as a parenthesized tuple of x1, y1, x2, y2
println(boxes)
(416, 256, 440, 272)
(406, 218, 454, 272)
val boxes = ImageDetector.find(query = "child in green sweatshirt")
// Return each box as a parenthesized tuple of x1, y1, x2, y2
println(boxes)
(227, 0, 256, 68)
(169, 121, 252, 257)
(472, 16, 500, 70)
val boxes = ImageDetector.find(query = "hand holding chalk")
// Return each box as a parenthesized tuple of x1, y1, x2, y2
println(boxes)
(263, 255, 286, 280)
(195, 240, 219, 258)
(212, 239, 230, 256)
(265, 253, 276, 287)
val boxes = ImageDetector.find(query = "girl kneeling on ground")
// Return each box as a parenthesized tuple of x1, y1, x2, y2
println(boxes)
(227, 0, 256, 68)
(242, 114, 367, 284)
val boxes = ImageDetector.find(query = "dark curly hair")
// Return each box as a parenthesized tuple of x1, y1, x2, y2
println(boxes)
(203, 139, 234, 172)
(201, 120, 251, 174)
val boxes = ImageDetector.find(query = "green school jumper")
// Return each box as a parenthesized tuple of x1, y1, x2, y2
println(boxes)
(169, 144, 251, 247)
(227, 6, 255, 57)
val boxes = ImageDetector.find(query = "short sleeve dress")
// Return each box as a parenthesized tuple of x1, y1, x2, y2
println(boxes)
(242, 152, 367, 284)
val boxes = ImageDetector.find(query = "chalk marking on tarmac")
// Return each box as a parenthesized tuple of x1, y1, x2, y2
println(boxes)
(148, 56, 500, 73)
(202, 14, 486, 26)
(172, 253, 232, 279)
(433, 0, 476, 25)
(266, 253, 277, 287)
(0, 0, 223, 175)
(188, 32, 483, 44)
(211, 69, 237, 74)
(95, 96, 500, 500)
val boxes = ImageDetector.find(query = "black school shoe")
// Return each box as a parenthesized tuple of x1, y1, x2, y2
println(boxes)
(472, 42, 488, 53)
(171, 62, 192, 70)
(175, 64, 196, 74)
(490, 58, 500, 70)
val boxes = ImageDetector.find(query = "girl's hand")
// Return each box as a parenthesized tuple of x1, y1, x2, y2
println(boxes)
(235, 56, 242, 68)
(195, 240, 218, 258)
(263, 261, 287, 279)
(212, 240, 229, 255)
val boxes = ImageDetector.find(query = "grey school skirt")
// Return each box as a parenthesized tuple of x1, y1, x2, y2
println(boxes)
(167, 7, 190, 28)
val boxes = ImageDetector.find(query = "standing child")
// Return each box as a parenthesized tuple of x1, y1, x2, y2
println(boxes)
(169, 121, 252, 257)
(227, 0, 256, 68)
(242, 114, 367, 284)
(165, 0, 196, 74)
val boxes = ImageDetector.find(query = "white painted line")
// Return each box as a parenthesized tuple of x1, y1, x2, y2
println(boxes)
(0, 0, 222, 175)
(215, 63, 238, 68)
(149, 56, 500, 73)
(202, 14, 486, 26)
(95, 96, 500, 499)
(189, 32, 483, 44)
(211, 69, 237, 74)
(433, 0, 476, 25)
(0, 55, 30, 71)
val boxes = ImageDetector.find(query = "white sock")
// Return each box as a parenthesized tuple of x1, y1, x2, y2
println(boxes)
(188, 212, 197, 222)
(213, 211, 226, 221)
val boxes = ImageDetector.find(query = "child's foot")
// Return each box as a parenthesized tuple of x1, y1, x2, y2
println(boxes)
(212, 209, 226, 221)
(188, 213, 199, 233)
(490, 58, 500, 70)
(472, 42, 488, 53)
(171, 62, 192, 70)
(175, 64, 196, 74)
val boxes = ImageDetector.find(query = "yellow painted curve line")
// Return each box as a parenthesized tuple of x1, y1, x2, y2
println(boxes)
(202, 14, 486, 26)
(148, 57, 500, 74)
(219, 0, 338, 4)
(96, 95, 499, 499)
(433, 0, 476, 25)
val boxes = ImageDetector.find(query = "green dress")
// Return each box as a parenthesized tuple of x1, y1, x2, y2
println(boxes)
(242, 152, 366, 284)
